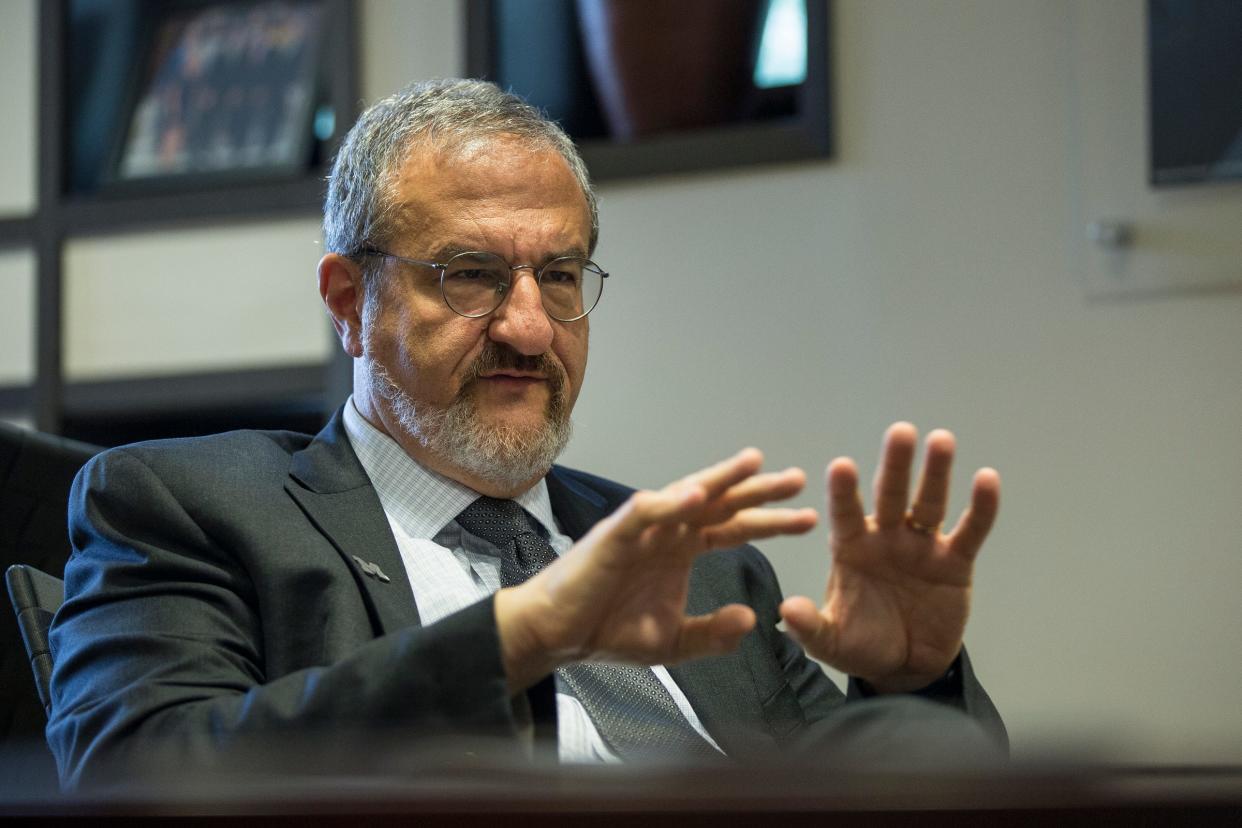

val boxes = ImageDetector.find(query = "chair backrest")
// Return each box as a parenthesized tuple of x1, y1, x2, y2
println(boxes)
(4, 564, 65, 713)
(0, 424, 98, 748)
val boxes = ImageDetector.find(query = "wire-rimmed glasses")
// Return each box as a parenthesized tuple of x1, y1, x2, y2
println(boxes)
(364, 249, 608, 322)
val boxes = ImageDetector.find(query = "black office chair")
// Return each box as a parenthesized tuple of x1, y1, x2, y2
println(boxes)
(5, 564, 65, 715)
(0, 424, 98, 774)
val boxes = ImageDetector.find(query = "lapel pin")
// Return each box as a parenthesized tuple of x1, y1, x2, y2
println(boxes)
(351, 555, 392, 583)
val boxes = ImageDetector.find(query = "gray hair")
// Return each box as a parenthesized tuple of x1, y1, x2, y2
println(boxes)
(323, 78, 599, 268)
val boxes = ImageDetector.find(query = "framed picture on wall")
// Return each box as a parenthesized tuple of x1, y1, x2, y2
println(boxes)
(1148, 0, 1242, 186)
(466, 0, 833, 180)
(108, 0, 326, 190)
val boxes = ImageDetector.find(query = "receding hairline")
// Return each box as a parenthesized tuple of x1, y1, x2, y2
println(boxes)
(378, 131, 596, 254)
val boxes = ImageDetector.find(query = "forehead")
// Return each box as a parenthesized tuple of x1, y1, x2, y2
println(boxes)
(388, 135, 591, 256)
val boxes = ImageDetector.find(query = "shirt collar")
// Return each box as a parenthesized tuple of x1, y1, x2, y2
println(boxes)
(341, 396, 560, 539)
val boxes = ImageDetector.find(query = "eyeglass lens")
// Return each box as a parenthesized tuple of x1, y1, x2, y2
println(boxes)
(442, 252, 603, 321)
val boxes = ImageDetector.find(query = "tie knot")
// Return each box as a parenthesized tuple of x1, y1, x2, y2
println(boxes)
(456, 496, 541, 548)
(456, 496, 557, 586)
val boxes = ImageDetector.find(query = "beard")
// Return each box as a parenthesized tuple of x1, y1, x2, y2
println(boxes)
(363, 338, 573, 492)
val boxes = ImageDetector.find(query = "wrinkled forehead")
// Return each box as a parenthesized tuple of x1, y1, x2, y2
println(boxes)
(386, 134, 591, 240)
(394, 131, 567, 189)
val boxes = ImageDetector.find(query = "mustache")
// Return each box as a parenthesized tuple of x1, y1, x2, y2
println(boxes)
(462, 344, 566, 393)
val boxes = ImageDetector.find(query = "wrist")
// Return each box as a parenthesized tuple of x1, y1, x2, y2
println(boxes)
(494, 583, 562, 693)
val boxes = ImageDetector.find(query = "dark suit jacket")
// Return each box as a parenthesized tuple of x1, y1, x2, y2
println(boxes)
(47, 413, 1004, 786)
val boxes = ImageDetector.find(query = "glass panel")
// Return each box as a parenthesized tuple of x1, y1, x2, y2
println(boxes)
(754, 0, 808, 89)
(67, 0, 330, 195)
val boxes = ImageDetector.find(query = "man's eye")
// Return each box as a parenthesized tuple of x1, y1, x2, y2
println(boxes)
(447, 268, 495, 282)
(543, 269, 580, 286)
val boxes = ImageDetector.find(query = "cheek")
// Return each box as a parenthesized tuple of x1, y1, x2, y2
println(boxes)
(414, 320, 493, 386)
(556, 327, 589, 388)
(372, 293, 477, 363)
(367, 288, 496, 391)
(367, 310, 420, 370)
(364, 322, 429, 392)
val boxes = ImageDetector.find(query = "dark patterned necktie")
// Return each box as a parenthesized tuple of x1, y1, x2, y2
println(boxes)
(456, 496, 718, 761)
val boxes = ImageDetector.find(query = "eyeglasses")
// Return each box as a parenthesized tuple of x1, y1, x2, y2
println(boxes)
(363, 249, 608, 322)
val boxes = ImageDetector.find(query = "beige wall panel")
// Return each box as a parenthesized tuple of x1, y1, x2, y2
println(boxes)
(0, 249, 37, 384)
(64, 219, 332, 379)
(0, 0, 38, 217)
(552, 0, 1242, 763)
(360, 0, 463, 102)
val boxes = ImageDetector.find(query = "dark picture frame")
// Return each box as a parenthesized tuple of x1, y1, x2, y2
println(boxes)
(1148, 0, 1242, 186)
(466, 0, 833, 181)
(107, 0, 326, 192)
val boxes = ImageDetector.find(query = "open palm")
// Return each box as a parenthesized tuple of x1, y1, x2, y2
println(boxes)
(498, 449, 819, 689)
(781, 423, 1000, 693)
(545, 450, 817, 664)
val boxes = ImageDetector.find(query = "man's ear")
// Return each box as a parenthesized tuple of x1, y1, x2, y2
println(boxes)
(318, 253, 366, 358)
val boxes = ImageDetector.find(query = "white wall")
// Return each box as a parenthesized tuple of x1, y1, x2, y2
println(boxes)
(63, 220, 329, 379)
(0, 250, 36, 385)
(0, 0, 37, 218)
(0, 0, 37, 407)
(557, 0, 1242, 763)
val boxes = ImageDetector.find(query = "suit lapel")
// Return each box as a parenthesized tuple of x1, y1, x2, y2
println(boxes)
(667, 575, 777, 758)
(284, 412, 420, 634)
(545, 467, 612, 540)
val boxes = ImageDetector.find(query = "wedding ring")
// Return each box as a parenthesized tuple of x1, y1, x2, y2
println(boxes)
(904, 512, 939, 536)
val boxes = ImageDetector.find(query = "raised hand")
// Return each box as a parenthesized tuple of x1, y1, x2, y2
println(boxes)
(495, 449, 819, 691)
(779, 423, 1000, 693)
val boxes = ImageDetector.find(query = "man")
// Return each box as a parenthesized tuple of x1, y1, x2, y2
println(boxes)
(48, 79, 1004, 787)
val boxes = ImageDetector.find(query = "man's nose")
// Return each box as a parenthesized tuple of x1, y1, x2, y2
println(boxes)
(487, 270, 554, 355)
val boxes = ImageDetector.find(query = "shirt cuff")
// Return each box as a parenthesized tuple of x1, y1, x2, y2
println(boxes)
(847, 651, 964, 701)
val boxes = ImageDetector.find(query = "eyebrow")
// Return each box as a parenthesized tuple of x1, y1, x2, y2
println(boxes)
(427, 245, 590, 263)
(426, 244, 476, 262)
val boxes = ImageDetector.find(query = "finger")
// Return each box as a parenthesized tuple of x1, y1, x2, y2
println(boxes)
(945, 467, 1000, 561)
(696, 467, 807, 523)
(634, 449, 767, 534)
(671, 604, 757, 661)
(778, 596, 838, 663)
(698, 507, 819, 549)
(826, 457, 866, 543)
(909, 429, 955, 531)
(678, 447, 765, 501)
(609, 483, 706, 543)
(606, 453, 791, 546)
(873, 422, 918, 529)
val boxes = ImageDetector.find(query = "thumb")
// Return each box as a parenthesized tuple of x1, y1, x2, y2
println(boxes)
(671, 604, 756, 662)
(779, 596, 838, 662)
